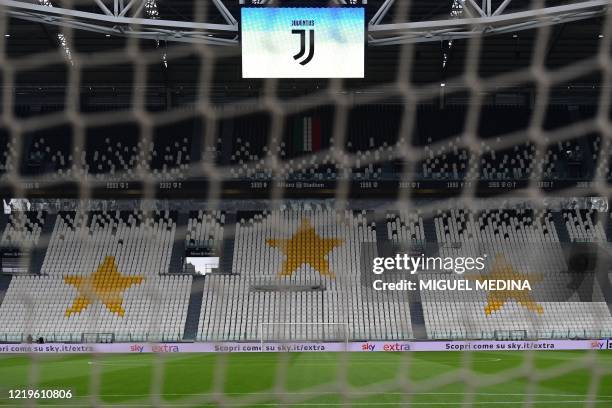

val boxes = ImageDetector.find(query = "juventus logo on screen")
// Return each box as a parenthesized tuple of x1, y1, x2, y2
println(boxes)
(242, 8, 364, 78)
(292, 29, 315, 66)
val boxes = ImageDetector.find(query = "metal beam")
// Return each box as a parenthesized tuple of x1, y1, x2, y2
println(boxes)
(0, 0, 607, 47)
(0, 0, 237, 31)
(93, 0, 113, 16)
(118, 0, 139, 17)
(368, 0, 609, 45)
(370, 0, 608, 33)
(212, 0, 237, 26)
(369, 0, 394, 26)
(0, 0, 238, 45)
(492, 0, 512, 17)
(465, 0, 486, 18)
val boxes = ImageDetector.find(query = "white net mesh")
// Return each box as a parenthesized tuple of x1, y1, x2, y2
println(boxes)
(0, 0, 611, 406)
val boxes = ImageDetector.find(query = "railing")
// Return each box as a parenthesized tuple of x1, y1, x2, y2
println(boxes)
(1, 329, 611, 344)
(0, 333, 187, 344)
(428, 329, 612, 341)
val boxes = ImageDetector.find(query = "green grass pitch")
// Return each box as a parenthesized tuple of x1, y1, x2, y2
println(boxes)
(0, 351, 611, 407)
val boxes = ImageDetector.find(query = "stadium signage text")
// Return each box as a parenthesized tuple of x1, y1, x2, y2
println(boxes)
(0, 340, 606, 354)
(291, 20, 315, 27)
(361, 343, 411, 351)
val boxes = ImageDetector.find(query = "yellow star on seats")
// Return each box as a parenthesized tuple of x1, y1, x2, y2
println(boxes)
(63, 256, 144, 317)
(468, 254, 544, 316)
(267, 218, 343, 278)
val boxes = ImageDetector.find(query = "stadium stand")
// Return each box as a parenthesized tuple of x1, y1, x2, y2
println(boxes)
(0, 210, 45, 250)
(197, 208, 413, 341)
(420, 140, 469, 181)
(386, 212, 425, 243)
(3, 105, 610, 183)
(562, 209, 607, 242)
(40, 210, 176, 276)
(0, 274, 191, 342)
(0, 204, 610, 342)
(0, 210, 192, 342)
(0, 211, 47, 274)
(16, 126, 192, 181)
(84, 131, 140, 180)
(150, 135, 192, 181)
(419, 208, 612, 340)
(480, 143, 535, 181)
(186, 211, 225, 250)
(433, 209, 560, 244)
(421, 272, 612, 340)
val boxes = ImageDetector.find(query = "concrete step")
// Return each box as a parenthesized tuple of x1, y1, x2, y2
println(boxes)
(219, 212, 237, 274)
(0, 274, 12, 306)
(169, 212, 188, 273)
(182, 276, 206, 341)
(29, 212, 56, 274)
(552, 212, 571, 243)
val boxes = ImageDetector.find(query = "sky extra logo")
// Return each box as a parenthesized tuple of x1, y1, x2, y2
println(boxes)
(152, 345, 180, 353)
(384, 343, 411, 351)
(361, 343, 411, 352)
(130, 344, 144, 352)
(291, 20, 315, 66)
(129, 344, 180, 353)
(590, 340, 607, 350)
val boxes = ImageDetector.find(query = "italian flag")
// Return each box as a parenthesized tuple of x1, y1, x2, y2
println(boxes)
(292, 116, 322, 153)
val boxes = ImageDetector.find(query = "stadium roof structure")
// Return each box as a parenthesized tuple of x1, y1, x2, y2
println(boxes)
(0, 0, 608, 99)
(0, 0, 607, 45)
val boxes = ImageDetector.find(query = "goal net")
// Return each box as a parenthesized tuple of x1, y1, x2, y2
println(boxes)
(0, 0, 611, 406)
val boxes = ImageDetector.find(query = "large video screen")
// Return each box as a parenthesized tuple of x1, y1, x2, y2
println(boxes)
(241, 7, 365, 78)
